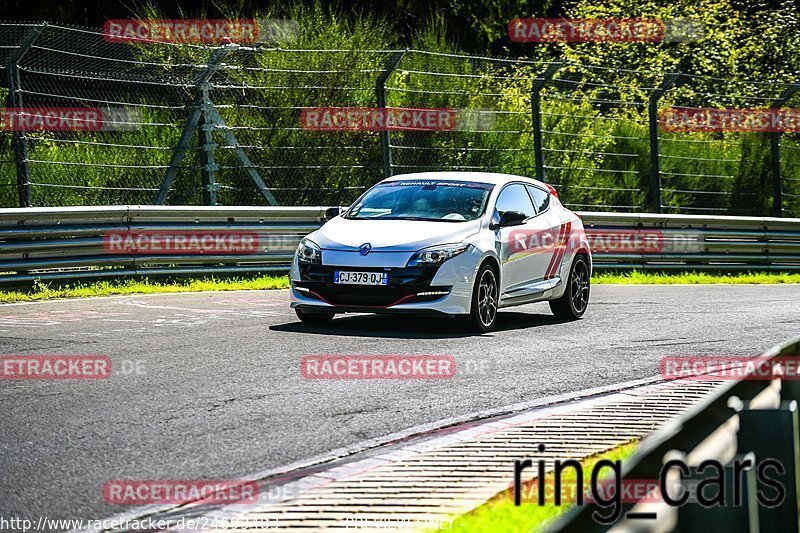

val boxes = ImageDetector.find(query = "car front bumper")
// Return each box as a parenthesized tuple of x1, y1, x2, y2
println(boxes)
(289, 248, 481, 316)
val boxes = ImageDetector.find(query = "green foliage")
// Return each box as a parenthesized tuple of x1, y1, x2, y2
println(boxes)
(1, 0, 799, 214)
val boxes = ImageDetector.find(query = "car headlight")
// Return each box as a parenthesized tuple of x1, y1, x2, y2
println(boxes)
(407, 243, 470, 267)
(296, 238, 322, 264)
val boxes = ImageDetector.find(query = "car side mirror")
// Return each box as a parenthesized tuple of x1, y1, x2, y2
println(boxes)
(491, 210, 527, 229)
(324, 206, 343, 221)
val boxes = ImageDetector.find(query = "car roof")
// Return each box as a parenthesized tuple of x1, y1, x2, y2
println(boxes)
(382, 171, 548, 189)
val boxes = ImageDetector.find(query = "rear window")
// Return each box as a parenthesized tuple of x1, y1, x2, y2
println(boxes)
(526, 185, 550, 213)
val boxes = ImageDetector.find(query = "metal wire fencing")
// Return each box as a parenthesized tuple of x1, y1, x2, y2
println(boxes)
(1, 21, 799, 216)
(539, 63, 658, 212)
(207, 47, 394, 206)
(0, 22, 209, 207)
(658, 74, 800, 215)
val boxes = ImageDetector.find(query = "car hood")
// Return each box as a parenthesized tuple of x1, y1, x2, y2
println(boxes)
(311, 217, 482, 252)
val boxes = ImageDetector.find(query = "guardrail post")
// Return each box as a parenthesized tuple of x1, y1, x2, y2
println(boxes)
(6, 23, 46, 208)
(737, 400, 800, 531)
(648, 73, 682, 214)
(678, 454, 760, 532)
(155, 46, 233, 205)
(375, 50, 406, 179)
(531, 62, 562, 183)
(770, 83, 800, 217)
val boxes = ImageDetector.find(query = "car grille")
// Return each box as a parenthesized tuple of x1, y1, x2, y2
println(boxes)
(316, 285, 429, 306)
(296, 265, 449, 307)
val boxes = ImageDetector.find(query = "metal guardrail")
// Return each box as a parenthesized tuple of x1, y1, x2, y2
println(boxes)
(551, 335, 800, 532)
(0, 205, 327, 285)
(0, 207, 798, 285)
(580, 212, 800, 271)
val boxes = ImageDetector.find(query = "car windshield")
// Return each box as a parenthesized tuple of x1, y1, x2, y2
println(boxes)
(344, 180, 494, 222)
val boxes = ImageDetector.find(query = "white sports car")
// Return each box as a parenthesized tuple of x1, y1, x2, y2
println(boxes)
(290, 172, 591, 332)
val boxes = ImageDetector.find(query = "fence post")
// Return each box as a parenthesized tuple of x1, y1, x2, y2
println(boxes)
(202, 104, 278, 205)
(6, 23, 46, 208)
(155, 46, 233, 205)
(531, 62, 562, 183)
(375, 50, 407, 179)
(648, 72, 681, 214)
(770, 83, 800, 217)
(198, 87, 218, 206)
(737, 401, 800, 531)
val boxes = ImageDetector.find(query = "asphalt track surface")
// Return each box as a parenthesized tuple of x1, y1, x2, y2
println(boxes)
(1, 284, 798, 527)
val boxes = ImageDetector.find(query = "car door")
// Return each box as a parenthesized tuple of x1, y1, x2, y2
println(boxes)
(526, 184, 567, 282)
(494, 183, 546, 293)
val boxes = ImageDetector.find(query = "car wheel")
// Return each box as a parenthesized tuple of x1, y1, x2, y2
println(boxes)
(295, 308, 335, 325)
(465, 263, 499, 332)
(549, 255, 590, 319)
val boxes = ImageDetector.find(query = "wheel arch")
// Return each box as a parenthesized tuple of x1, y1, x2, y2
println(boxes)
(571, 246, 592, 276)
(478, 253, 501, 284)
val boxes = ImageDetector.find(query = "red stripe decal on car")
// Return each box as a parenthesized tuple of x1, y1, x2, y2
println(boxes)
(545, 221, 572, 280)
(543, 222, 565, 279)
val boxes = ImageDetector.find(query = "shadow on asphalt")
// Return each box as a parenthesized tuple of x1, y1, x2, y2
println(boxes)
(270, 311, 574, 339)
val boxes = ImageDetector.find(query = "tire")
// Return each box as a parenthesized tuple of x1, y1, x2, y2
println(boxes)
(295, 308, 335, 325)
(464, 263, 499, 332)
(549, 255, 590, 319)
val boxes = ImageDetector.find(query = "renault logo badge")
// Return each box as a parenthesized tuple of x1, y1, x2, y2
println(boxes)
(359, 243, 372, 256)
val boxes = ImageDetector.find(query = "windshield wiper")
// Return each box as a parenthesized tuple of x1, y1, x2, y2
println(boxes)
(385, 216, 443, 221)
(344, 215, 462, 222)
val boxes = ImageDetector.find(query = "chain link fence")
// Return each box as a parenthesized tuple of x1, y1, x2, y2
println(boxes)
(1, 21, 799, 216)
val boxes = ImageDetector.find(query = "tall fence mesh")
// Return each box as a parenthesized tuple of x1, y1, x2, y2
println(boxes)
(0, 22, 798, 216)
(541, 63, 658, 212)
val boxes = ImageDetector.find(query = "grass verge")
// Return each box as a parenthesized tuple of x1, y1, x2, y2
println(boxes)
(435, 441, 638, 533)
(592, 270, 800, 285)
(0, 275, 290, 303)
(0, 270, 796, 304)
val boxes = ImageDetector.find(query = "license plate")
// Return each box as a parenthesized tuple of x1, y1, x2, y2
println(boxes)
(334, 271, 388, 285)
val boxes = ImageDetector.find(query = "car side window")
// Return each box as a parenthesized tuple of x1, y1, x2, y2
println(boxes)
(526, 185, 550, 214)
(495, 184, 537, 219)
